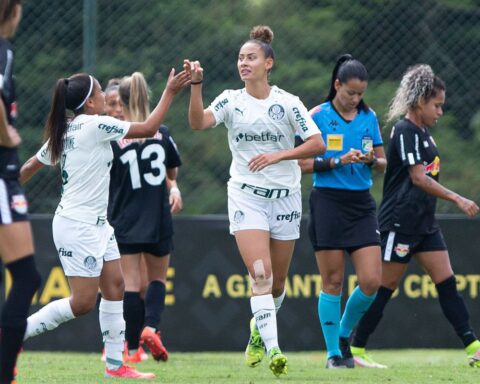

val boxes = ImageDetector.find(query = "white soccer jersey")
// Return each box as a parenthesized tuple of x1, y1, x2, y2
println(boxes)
(208, 86, 320, 198)
(37, 114, 130, 225)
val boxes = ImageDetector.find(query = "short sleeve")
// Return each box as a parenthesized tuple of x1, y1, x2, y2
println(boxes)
(371, 113, 383, 146)
(161, 127, 181, 168)
(395, 128, 423, 166)
(288, 98, 320, 140)
(94, 115, 130, 142)
(206, 90, 232, 128)
(36, 141, 54, 166)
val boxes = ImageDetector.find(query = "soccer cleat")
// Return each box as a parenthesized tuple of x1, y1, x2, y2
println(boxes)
(245, 317, 265, 367)
(125, 347, 149, 363)
(140, 327, 168, 362)
(351, 346, 387, 368)
(268, 347, 288, 377)
(326, 355, 348, 369)
(466, 340, 480, 367)
(105, 364, 155, 379)
(339, 337, 355, 368)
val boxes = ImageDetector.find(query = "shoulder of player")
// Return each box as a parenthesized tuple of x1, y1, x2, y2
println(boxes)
(270, 85, 301, 103)
(309, 101, 330, 118)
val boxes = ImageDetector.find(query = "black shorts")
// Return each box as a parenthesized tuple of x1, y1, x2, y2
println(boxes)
(381, 229, 447, 264)
(0, 178, 29, 225)
(117, 237, 173, 257)
(308, 188, 380, 252)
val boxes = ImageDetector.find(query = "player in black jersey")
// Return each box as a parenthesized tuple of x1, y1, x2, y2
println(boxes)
(0, 2, 41, 383)
(108, 72, 182, 363)
(350, 64, 480, 368)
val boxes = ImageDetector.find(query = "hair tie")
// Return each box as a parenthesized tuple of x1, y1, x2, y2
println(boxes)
(75, 75, 94, 110)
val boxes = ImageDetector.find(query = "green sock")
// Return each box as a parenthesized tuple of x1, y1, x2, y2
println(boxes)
(465, 340, 480, 355)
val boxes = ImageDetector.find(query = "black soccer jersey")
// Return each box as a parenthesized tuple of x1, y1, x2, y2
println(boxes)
(0, 37, 20, 179)
(378, 118, 440, 235)
(108, 125, 181, 243)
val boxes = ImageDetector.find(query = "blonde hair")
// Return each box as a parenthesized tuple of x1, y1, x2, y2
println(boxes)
(119, 72, 150, 122)
(387, 64, 445, 123)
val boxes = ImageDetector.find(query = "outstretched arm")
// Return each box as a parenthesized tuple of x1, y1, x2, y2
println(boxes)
(409, 165, 479, 217)
(183, 59, 216, 130)
(127, 69, 190, 139)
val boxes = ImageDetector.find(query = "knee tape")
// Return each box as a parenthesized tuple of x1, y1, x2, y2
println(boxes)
(249, 260, 273, 295)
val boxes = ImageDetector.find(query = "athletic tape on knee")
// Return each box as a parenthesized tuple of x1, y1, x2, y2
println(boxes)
(249, 260, 273, 295)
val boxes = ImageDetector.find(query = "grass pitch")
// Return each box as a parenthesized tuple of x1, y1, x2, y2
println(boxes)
(17, 349, 478, 383)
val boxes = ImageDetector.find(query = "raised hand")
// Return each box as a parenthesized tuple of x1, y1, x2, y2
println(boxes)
(183, 59, 204, 83)
(165, 68, 191, 95)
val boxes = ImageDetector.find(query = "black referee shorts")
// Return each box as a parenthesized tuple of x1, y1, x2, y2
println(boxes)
(308, 187, 380, 252)
(381, 229, 447, 264)
(117, 237, 173, 258)
(0, 178, 29, 225)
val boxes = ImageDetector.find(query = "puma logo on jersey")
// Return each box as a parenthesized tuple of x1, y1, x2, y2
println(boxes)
(235, 107, 245, 115)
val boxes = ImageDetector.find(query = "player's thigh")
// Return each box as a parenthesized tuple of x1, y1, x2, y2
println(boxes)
(69, 275, 100, 314)
(381, 261, 408, 290)
(99, 257, 125, 300)
(144, 252, 170, 283)
(0, 221, 34, 262)
(270, 238, 295, 293)
(315, 249, 345, 294)
(415, 250, 453, 284)
(351, 245, 382, 294)
(119, 252, 143, 291)
(235, 229, 272, 277)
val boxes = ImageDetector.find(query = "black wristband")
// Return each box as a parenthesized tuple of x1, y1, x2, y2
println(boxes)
(191, 80, 203, 85)
(313, 157, 332, 173)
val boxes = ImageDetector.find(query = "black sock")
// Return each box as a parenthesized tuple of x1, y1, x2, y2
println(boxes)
(123, 291, 144, 350)
(144, 281, 165, 329)
(0, 256, 41, 383)
(352, 286, 394, 348)
(436, 275, 477, 347)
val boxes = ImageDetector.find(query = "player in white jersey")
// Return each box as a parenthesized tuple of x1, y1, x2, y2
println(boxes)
(184, 25, 325, 377)
(19, 69, 189, 380)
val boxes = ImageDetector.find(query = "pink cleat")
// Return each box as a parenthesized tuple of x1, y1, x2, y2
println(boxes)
(105, 364, 155, 379)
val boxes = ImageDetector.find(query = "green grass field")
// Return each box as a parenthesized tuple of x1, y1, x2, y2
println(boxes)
(16, 350, 478, 383)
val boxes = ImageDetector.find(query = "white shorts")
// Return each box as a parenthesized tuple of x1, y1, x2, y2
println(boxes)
(52, 215, 120, 277)
(228, 189, 301, 240)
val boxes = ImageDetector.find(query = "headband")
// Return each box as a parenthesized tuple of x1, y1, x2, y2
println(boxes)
(75, 75, 94, 110)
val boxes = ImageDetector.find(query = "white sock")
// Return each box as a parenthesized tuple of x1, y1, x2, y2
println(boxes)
(100, 298, 125, 370)
(273, 290, 286, 313)
(24, 298, 74, 340)
(251, 294, 278, 353)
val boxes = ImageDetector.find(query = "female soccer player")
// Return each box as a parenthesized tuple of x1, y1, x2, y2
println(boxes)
(0, 2, 42, 383)
(184, 25, 325, 377)
(104, 78, 124, 120)
(19, 68, 189, 379)
(299, 54, 386, 368)
(350, 64, 480, 368)
(108, 72, 182, 363)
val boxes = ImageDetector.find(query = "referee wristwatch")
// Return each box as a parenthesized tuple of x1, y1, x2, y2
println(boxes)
(333, 157, 342, 168)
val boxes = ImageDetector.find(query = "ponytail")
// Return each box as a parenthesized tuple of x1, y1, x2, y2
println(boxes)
(44, 79, 68, 165)
(325, 54, 369, 112)
(119, 72, 150, 122)
(43, 73, 94, 164)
